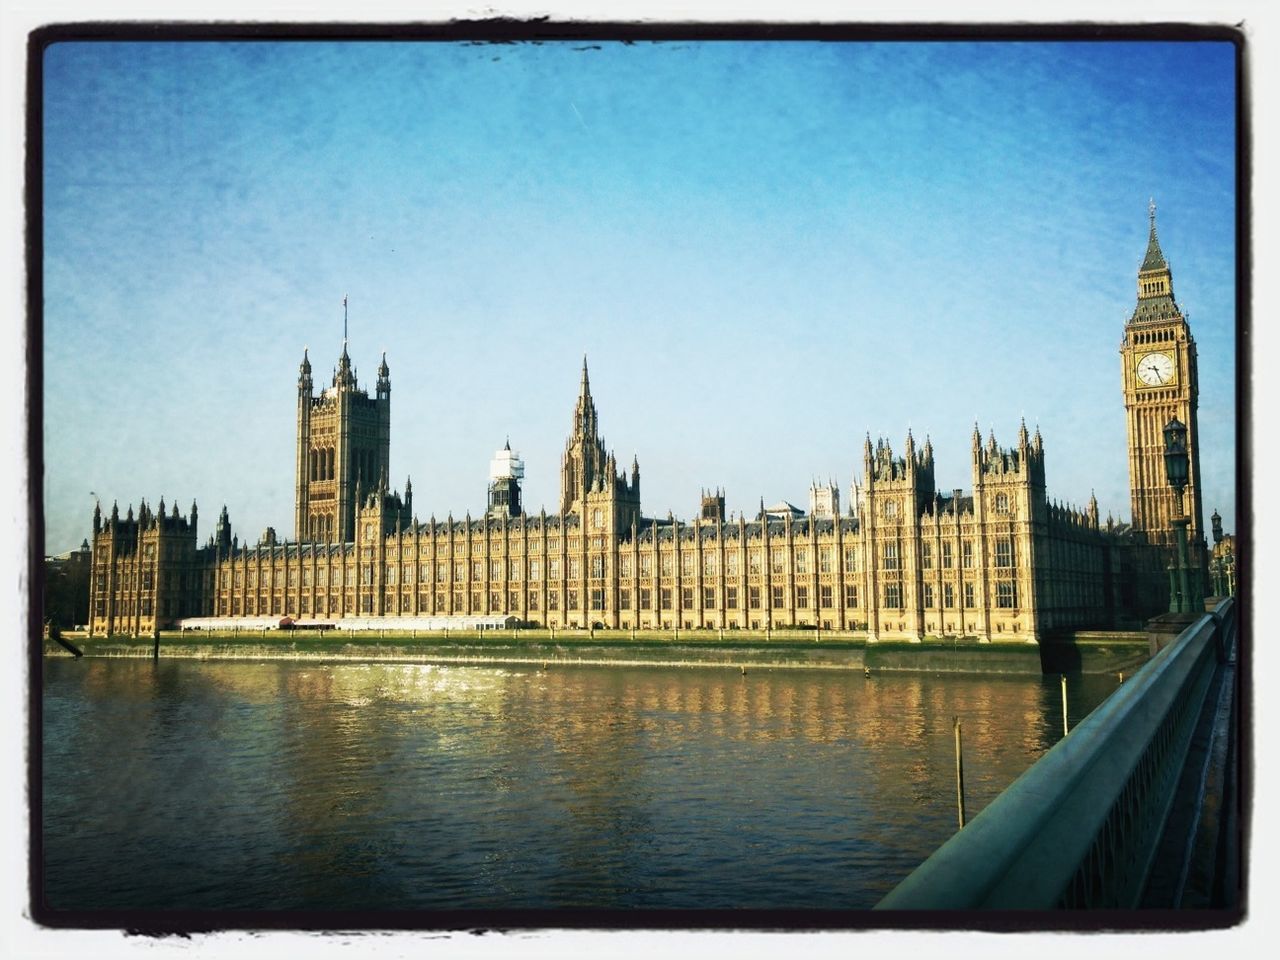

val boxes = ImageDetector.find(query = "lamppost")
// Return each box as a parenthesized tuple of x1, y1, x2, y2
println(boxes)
(1162, 417, 1198, 614)
(1210, 508, 1224, 597)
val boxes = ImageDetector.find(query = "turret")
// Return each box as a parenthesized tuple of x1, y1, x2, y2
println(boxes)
(333, 295, 358, 391)
(377, 351, 390, 400)
(488, 440, 525, 519)
(700, 487, 726, 523)
(334, 344, 357, 392)
(215, 504, 232, 552)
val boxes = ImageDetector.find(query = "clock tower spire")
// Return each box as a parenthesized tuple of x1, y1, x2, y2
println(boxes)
(1120, 201, 1204, 587)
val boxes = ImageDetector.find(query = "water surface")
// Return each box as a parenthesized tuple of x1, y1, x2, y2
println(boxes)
(41, 659, 1117, 912)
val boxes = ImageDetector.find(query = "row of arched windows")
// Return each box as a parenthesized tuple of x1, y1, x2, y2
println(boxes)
(310, 447, 335, 481)
(309, 447, 381, 483)
(1132, 328, 1176, 346)
(308, 514, 335, 542)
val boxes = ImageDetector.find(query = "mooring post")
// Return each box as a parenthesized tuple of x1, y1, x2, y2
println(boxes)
(954, 716, 966, 830)
(1061, 674, 1069, 738)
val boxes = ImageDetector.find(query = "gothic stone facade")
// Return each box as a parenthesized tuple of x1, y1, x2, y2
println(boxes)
(89, 210, 1205, 640)
(88, 360, 1135, 642)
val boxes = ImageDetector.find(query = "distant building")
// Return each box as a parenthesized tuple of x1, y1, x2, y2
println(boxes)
(809, 479, 840, 519)
(87, 207, 1211, 640)
(1210, 508, 1237, 597)
(699, 489, 725, 524)
(44, 540, 91, 629)
(487, 441, 525, 520)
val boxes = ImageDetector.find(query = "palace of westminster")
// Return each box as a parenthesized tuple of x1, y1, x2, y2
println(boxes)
(83, 208, 1234, 641)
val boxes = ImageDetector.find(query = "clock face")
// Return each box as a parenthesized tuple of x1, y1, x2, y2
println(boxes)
(1137, 352, 1175, 386)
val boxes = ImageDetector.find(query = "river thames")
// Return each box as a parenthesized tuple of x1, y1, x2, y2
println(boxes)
(41, 659, 1118, 913)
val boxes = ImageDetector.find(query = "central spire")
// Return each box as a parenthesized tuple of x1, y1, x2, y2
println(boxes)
(561, 354, 609, 516)
(575, 354, 597, 434)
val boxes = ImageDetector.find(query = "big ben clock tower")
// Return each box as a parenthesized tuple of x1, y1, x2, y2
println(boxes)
(1121, 201, 1205, 556)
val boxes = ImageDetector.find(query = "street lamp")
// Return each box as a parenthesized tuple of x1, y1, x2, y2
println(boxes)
(1210, 508, 1225, 597)
(1162, 417, 1198, 614)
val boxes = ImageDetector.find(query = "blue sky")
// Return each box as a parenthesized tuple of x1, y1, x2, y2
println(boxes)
(41, 39, 1237, 553)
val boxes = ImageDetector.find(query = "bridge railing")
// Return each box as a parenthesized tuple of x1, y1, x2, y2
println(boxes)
(876, 597, 1236, 911)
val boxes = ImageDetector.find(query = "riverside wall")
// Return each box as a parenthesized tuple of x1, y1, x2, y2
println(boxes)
(44, 629, 1149, 675)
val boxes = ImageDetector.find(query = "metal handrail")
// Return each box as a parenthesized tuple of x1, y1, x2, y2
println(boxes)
(876, 598, 1235, 910)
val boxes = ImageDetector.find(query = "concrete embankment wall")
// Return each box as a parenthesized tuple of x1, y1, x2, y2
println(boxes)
(1039, 632, 1151, 676)
(864, 642, 1046, 676)
(43, 638, 868, 671)
(45, 630, 1149, 675)
(864, 634, 1148, 676)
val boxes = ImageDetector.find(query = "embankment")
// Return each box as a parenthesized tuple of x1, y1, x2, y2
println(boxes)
(44, 629, 1148, 675)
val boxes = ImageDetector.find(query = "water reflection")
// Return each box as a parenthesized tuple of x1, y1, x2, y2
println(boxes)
(43, 660, 1117, 911)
